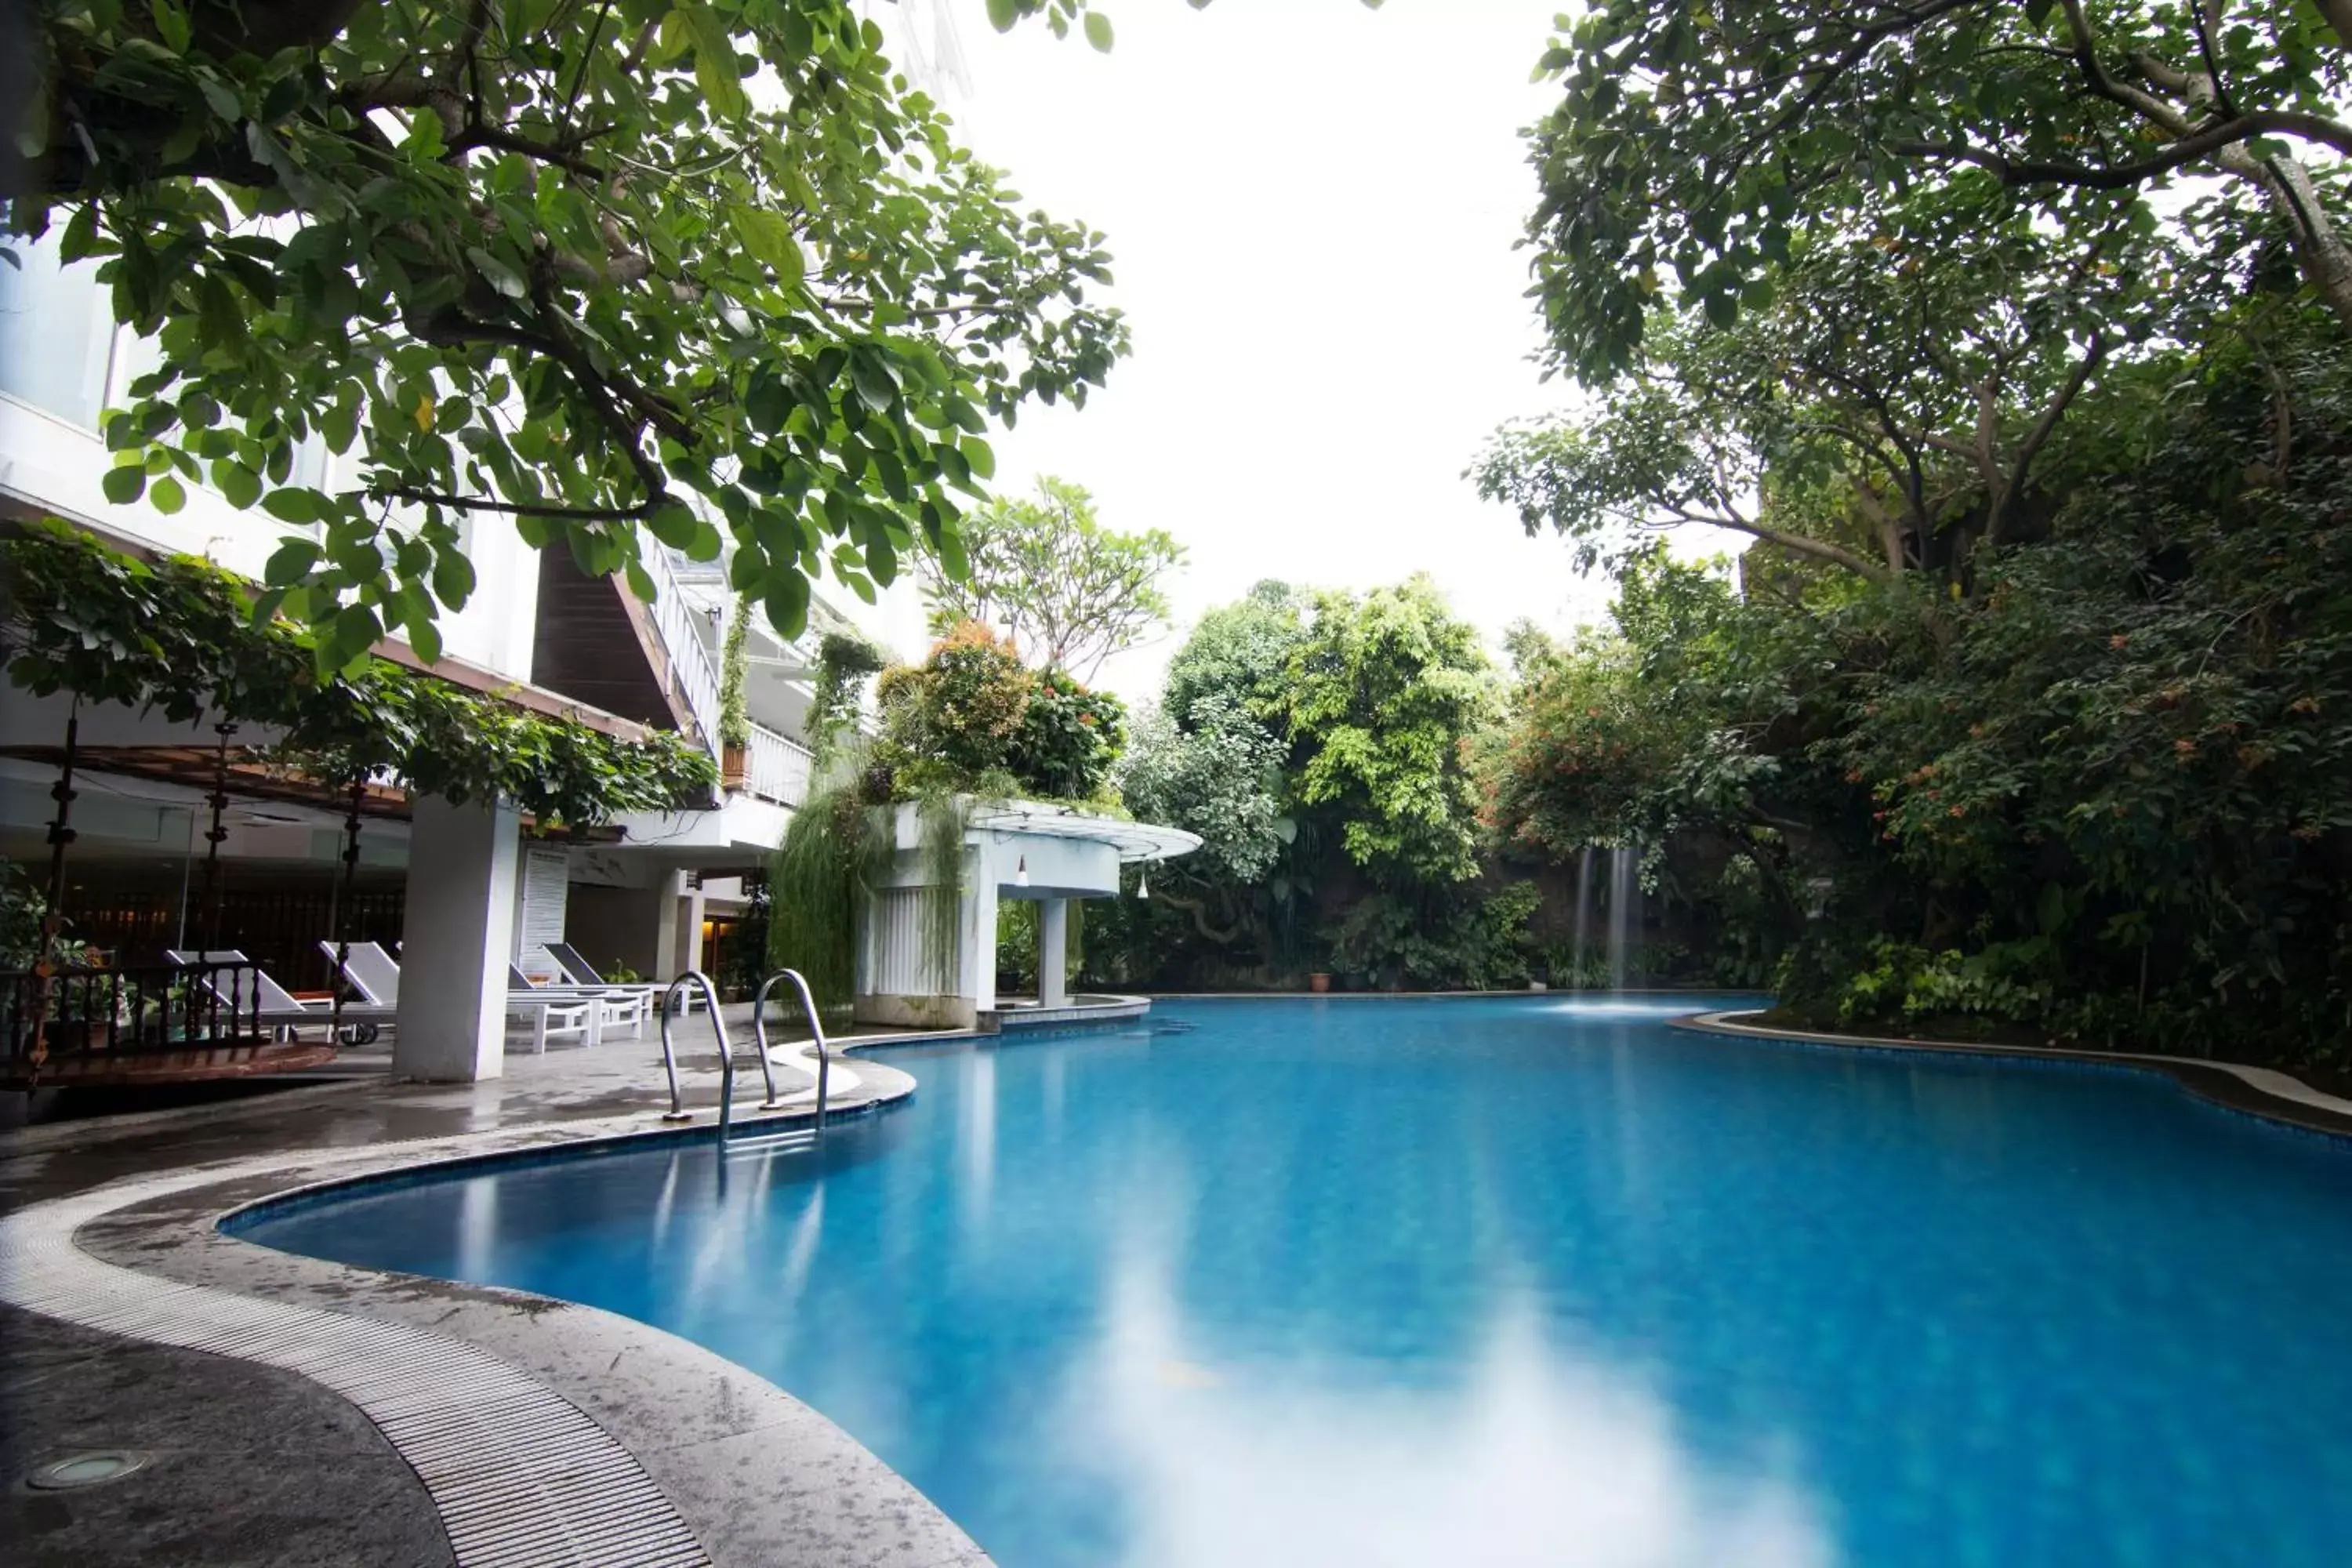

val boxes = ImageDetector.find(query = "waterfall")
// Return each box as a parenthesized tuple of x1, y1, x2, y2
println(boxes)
(1571, 846, 1593, 989)
(1607, 846, 1639, 992)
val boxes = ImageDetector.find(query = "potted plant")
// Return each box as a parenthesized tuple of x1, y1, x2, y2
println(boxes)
(718, 596, 753, 787)
(1308, 971, 1332, 993)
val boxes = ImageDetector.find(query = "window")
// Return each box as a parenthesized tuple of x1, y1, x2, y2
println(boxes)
(0, 236, 117, 429)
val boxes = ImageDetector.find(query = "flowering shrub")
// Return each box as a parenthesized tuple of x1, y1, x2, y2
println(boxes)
(872, 621, 1125, 803)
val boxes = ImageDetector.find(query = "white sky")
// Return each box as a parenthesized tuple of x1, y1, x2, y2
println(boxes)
(881, 0, 1624, 701)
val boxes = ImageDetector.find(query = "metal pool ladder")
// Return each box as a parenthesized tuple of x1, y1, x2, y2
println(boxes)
(656, 968, 830, 1135)
(659, 969, 778, 1134)
(752, 968, 831, 1128)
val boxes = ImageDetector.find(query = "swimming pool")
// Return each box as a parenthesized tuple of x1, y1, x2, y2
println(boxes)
(234, 996, 2352, 1566)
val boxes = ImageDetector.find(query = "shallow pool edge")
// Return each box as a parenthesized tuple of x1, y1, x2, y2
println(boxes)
(1676, 1009, 2352, 1142)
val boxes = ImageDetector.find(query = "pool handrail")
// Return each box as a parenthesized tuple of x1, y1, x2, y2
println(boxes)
(658, 970, 766, 1132)
(751, 969, 829, 1126)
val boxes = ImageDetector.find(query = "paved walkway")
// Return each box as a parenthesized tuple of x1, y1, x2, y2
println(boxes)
(0, 1013, 990, 1568)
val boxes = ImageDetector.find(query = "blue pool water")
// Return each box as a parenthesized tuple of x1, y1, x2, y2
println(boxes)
(237, 997, 2352, 1566)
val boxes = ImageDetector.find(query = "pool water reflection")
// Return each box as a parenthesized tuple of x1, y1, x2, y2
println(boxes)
(236, 996, 2352, 1566)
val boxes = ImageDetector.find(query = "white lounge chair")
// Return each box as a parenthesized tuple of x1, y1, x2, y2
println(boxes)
(547, 942, 699, 1013)
(166, 949, 394, 1043)
(507, 964, 648, 1040)
(320, 940, 598, 1053)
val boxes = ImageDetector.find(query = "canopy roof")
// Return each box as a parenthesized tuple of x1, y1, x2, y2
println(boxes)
(967, 801, 1202, 866)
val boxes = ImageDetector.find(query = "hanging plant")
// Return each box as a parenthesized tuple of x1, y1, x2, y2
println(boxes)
(808, 629, 890, 762)
(718, 595, 753, 752)
(0, 521, 716, 828)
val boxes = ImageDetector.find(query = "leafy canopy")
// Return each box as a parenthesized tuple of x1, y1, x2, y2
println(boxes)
(917, 475, 1184, 680)
(1478, 180, 2195, 584)
(1526, 0, 2352, 382)
(14, 0, 1141, 670)
(1279, 576, 1497, 886)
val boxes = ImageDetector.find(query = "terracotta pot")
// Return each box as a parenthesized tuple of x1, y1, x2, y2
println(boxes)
(1308, 972, 1332, 994)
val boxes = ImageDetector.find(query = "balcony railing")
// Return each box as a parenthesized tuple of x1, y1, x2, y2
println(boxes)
(641, 543, 724, 752)
(743, 723, 815, 808)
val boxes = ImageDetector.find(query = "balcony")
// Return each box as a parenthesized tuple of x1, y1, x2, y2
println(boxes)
(741, 724, 815, 808)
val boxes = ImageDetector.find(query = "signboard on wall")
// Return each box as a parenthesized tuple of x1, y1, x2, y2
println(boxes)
(516, 846, 570, 972)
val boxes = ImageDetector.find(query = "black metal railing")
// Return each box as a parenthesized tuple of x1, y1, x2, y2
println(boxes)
(2, 960, 267, 1083)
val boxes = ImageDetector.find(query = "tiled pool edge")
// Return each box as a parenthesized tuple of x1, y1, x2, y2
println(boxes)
(0, 1043, 996, 1568)
(1676, 1010, 2352, 1142)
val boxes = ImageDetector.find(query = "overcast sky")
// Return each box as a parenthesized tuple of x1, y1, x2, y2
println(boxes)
(873, 0, 1627, 702)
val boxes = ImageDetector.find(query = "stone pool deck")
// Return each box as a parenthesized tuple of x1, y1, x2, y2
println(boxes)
(0, 1012, 993, 1568)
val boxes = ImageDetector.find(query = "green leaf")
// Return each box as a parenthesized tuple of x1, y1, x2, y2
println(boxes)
(958, 435, 996, 480)
(985, 0, 1019, 32)
(264, 538, 322, 585)
(195, 72, 241, 123)
(684, 4, 750, 119)
(149, 475, 187, 514)
(731, 207, 805, 287)
(432, 549, 477, 608)
(648, 502, 699, 550)
(150, 0, 192, 54)
(626, 557, 659, 604)
(326, 605, 383, 671)
(466, 245, 527, 299)
(261, 488, 320, 524)
(408, 615, 443, 666)
(215, 459, 262, 510)
(764, 568, 813, 636)
(102, 465, 147, 506)
(1084, 11, 1113, 51)
(851, 355, 898, 412)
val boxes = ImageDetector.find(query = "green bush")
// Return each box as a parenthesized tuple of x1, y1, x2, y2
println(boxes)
(1009, 670, 1126, 803)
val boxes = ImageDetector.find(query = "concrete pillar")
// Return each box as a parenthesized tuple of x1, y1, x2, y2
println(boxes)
(394, 797, 521, 1082)
(1037, 897, 1069, 1008)
(677, 877, 708, 977)
(652, 869, 683, 981)
(963, 844, 999, 1014)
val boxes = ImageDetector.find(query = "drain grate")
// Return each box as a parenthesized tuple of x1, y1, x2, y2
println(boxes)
(0, 1174, 710, 1568)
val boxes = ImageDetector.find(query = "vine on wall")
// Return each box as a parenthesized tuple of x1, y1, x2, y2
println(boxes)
(0, 521, 716, 827)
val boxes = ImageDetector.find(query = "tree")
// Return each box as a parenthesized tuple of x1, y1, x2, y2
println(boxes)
(1119, 695, 1292, 899)
(918, 476, 1184, 678)
(1279, 576, 1497, 887)
(1526, 0, 2352, 382)
(1476, 180, 2189, 584)
(12, 0, 1138, 670)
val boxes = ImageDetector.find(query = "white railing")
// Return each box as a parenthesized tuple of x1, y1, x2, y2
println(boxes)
(744, 723, 815, 807)
(640, 546, 724, 752)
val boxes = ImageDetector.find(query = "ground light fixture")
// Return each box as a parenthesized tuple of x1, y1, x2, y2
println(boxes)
(26, 1451, 148, 1490)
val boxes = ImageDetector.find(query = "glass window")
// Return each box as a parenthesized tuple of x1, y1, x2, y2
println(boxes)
(0, 235, 117, 429)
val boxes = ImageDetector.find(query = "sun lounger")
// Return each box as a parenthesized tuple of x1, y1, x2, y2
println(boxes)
(547, 942, 699, 1013)
(320, 940, 598, 1052)
(166, 949, 394, 1043)
(507, 964, 648, 1040)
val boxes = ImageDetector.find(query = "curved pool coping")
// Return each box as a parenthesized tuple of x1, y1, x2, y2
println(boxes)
(0, 1033, 1000, 1568)
(1675, 1009, 2352, 1142)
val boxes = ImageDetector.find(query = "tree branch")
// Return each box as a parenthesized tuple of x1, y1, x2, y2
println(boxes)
(376, 488, 666, 521)
(1893, 110, 2352, 191)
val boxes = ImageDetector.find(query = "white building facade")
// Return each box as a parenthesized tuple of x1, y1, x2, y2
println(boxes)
(0, 236, 924, 1081)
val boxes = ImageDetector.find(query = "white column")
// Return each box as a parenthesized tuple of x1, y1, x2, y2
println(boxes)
(678, 876, 708, 976)
(652, 869, 685, 980)
(1037, 897, 1069, 1008)
(963, 843, 998, 1013)
(394, 797, 521, 1082)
